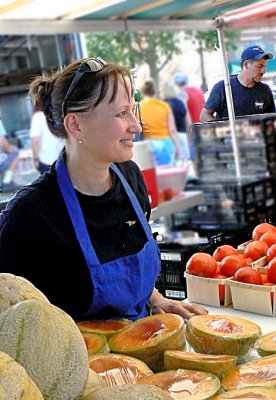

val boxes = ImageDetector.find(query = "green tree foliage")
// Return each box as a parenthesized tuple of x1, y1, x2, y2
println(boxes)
(185, 29, 240, 52)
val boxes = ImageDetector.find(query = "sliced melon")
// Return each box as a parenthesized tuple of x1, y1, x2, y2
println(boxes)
(77, 319, 132, 339)
(108, 313, 185, 372)
(82, 332, 109, 358)
(186, 314, 261, 357)
(138, 369, 221, 399)
(255, 331, 276, 357)
(82, 384, 174, 400)
(89, 353, 153, 386)
(164, 350, 237, 379)
(213, 386, 276, 399)
(221, 355, 276, 391)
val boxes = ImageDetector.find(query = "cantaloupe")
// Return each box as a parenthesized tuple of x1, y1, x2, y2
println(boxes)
(186, 314, 261, 357)
(81, 383, 174, 400)
(77, 319, 132, 339)
(0, 273, 49, 313)
(82, 331, 109, 358)
(138, 368, 221, 399)
(0, 299, 89, 400)
(213, 386, 276, 399)
(89, 353, 153, 386)
(79, 368, 106, 399)
(255, 331, 276, 357)
(163, 350, 237, 379)
(108, 313, 185, 372)
(221, 355, 276, 391)
(0, 351, 43, 399)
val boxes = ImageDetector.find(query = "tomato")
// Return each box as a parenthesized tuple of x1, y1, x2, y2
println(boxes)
(186, 252, 217, 278)
(260, 273, 269, 285)
(163, 188, 174, 201)
(232, 267, 262, 285)
(260, 230, 276, 248)
(219, 255, 246, 277)
(213, 245, 238, 262)
(244, 240, 269, 261)
(213, 273, 227, 304)
(262, 282, 275, 304)
(252, 222, 276, 241)
(158, 191, 165, 203)
(267, 258, 276, 284)
(266, 244, 276, 263)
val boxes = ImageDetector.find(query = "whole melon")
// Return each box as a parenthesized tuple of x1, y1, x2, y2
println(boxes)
(221, 355, 276, 391)
(89, 353, 153, 386)
(186, 314, 261, 357)
(81, 384, 174, 400)
(138, 368, 221, 399)
(0, 273, 49, 313)
(79, 368, 106, 399)
(77, 319, 132, 339)
(164, 350, 237, 379)
(108, 313, 185, 372)
(213, 386, 276, 399)
(0, 299, 89, 400)
(0, 351, 43, 399)
(255, 331, 276, 357)
(81, 331, 110, 358)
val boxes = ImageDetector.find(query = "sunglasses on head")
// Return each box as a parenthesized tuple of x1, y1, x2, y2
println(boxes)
(62, 57, 107, 119)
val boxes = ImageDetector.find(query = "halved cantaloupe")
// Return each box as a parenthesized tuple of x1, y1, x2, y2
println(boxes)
(77, 319, 131, 339)
(82, 384, 174, 400)
(213, 386, 276, 399)
(138, 369, 221, 399)
(186, 314, 261, 357)
(255, 331, 276, 357)
(108, 313, 185, 372)
(221, 355, 276, 391)
(89, 353, 153, 386)
(82, 332, 109, 358)
(163, 350, 237, 379)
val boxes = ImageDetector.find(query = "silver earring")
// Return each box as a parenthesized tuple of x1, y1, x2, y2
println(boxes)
(78, 136, 83, 144)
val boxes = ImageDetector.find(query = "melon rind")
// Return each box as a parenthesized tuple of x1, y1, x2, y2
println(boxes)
(138, 368, 221, 400)
(108, 313, 185, 372)
(89, 353, 153, 386)
(81, 331, 110, 358)
(77, 319, 132, 339)
(0, 351, 43, 399)
(221, 354, 276, 391)
(82, 384, 174, 400)
(163, 350, 237, 379)
(255, 331, 276, 357)
(0, 273, 49, 313)
(186, 314, 261, 357)
(0, 299, 89, 400)
(79, 368, 106, 399)
(213, 386, 276, 399)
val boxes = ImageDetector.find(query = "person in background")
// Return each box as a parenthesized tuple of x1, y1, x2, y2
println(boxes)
(139, 79, 182, 165)
(200, 45, 275, 122)
(0, 118, 20, 192)
(0, 57, 207, 321)
(173, 72, 205, 124)
(30, 98, 64, 174)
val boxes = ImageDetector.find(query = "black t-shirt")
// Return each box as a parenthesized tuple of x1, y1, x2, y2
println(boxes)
(164, 97, 187, 132)
(0, 159, 151, 318)
(204, 76, 275, 119)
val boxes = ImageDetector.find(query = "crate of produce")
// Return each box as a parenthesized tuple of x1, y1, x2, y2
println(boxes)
(227, 279, 276, 316)
(184, 272, 232, 307)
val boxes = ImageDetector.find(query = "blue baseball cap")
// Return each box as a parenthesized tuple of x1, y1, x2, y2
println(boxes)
(241, 45, 273, 63)
(173, 73, 188, 85)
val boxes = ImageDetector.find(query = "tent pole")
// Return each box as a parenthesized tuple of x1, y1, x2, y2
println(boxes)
(216, 25, 242, 181)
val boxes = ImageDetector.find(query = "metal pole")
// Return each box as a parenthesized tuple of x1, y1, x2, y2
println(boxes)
(216, 26, 242, 181)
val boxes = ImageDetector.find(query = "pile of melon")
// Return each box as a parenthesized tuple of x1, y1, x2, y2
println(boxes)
(0, 272, 276, 400)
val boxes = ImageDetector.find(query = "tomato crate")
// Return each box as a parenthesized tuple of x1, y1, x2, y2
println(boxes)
(227, 279, 276, 316)
(184, 272, 232, 307)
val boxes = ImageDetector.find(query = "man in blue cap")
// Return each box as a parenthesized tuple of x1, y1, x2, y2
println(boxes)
(200, 45, 275, 121)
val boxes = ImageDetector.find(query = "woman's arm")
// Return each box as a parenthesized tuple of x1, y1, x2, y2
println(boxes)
(167, 112, 182, 159)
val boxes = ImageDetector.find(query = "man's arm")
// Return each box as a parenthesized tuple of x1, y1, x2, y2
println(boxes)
(200, 107, 215, 122)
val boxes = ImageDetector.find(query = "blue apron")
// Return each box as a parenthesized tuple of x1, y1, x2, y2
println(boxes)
(56, 155, 160, 321)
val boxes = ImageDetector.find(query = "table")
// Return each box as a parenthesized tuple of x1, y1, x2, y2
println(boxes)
(150, 191, 205, 221)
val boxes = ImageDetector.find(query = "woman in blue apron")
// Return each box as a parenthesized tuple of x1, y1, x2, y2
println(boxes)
(0, 57, 207, 321)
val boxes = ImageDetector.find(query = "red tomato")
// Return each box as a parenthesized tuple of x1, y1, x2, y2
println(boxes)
(267, 258, 276, 284)
(260, 231, 276, 248)
(186, 252, 217, 278)
(261, 273, 269, 285)
(244, 240, 269, 261)
(163, 188, 174, 201)
(232, 267, 262, 285)
(213, 245, 238, 262)
(262, 282, 275, 304)
(213, 273, 227, 304)
(252, 222, 276, 241)
(266, 244, 276, 263)
(220, 255, 246, 277)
